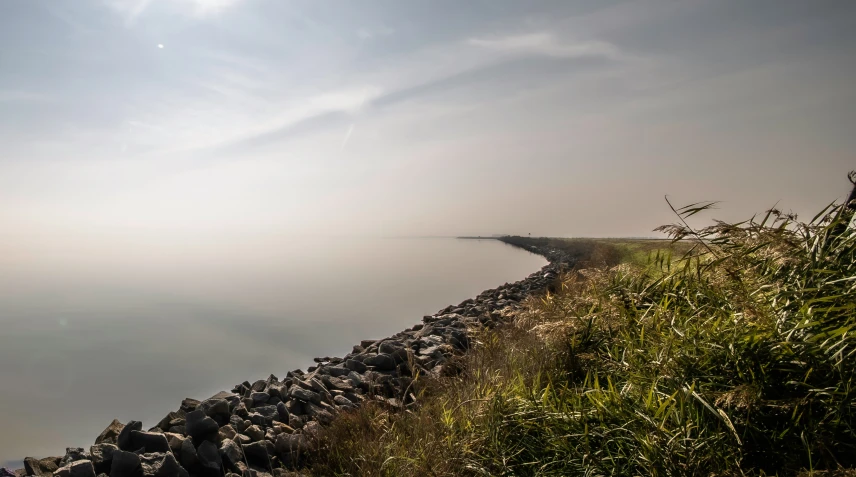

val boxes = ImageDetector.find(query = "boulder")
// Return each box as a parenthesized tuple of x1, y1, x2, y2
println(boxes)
(364, 353, 396, 370)
(244, 425, 264, 442)
(185, 410, 219, 443)
(196, 441, 222, 475)
(24, 457, 60, 477)
(60, 448, 88, 467)
(155, 411, 185, 432)
(344, 359, 367, 373)
(250, 392, 269, 405)
(274, 434, 309, 455)
(179, 439, 197, 469)
(116, 421, 143, 451)
(253, 405, 279, 425)
(95, 419, 124, 445)
(128, 431, 170, 453)
(54, 460, 95, 477)
(139, 453, 187, 477)
(179, 398, 200, 413)
(89, 444, 118, 474)
(275, 402, 289, 424)
(287, 387, 320, 405)
(218, 439, 243, 468)
(110, 451, 143, 477)
(241, 441, 270, 470)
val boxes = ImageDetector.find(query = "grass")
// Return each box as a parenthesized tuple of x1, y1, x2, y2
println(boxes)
(304, 201, 856, 476)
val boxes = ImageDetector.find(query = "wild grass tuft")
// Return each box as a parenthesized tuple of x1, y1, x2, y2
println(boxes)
(307, 201, 856, 476)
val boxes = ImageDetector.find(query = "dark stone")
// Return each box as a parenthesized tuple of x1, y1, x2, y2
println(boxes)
(179, 398, 201, 413)
(251, 380, 266, 392)
(0, 468, 14, 477)
(129, 431, 170, 453)
(155, 411, 185, 432)
(179, 439, 197, 469)
(89, 444, 118, 474)
(244, 425, 264, 442)
(24, 457, 60, 477)
(287, 387, 320, 404)
(254, 405, 279, 424)
(54, 460, 95, 477)
(110, 451, 143, 477)
(60, 448, 88, 467)
(117, 421, 143, 451)
(95, 419, 124, 445)
(196, 441, 222, 475)
(364, 353, 396, 370)
(250, 392, 269, 405)
(274, 434, 309, 455)
(275, 402, 289, 423)
(333, 395, 356, 408)
(185, 410, 219, 443)
(344, 359, 367, 373)
(242, 442, 270, 470)
(247, 412, 267, 427)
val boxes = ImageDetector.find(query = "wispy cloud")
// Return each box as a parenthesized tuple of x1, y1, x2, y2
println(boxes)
(357, 26, 395, 40)
(468, 32, 620, 60)
(105, 0, 242, 24)
(0, 91, 48, 103)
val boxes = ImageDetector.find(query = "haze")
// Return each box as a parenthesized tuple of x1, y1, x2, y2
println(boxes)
(2, 0, 855, 245)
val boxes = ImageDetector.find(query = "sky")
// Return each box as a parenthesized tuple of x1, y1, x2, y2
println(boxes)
(1, 0, 855, 240)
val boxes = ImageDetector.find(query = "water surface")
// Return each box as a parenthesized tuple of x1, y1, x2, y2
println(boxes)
(0, 235, 545, 465)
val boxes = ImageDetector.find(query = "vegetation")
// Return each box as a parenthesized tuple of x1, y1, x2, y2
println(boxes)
(307, 200, 856, 476)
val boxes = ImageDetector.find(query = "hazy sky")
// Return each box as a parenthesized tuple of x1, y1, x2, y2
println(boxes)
(1, 0, 855, 239)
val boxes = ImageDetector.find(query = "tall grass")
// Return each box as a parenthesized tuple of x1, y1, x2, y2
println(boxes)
(306, 202, 856, 476)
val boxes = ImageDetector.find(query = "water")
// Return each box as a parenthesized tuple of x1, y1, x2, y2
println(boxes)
(0, 234, 545, 465)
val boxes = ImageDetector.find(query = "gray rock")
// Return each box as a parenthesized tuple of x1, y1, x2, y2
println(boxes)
(0, 468, 14, 477)
(185, 410, 219, 443)
(333, 395, 356, 408)
(254, 405, 279, 425)
(116, 421, 143, 451)
(129, 431, 170, 453)
(155, 411, 185, 432)
(364, 353, 396, 370)
(275, 433, 310, 456)
(139, 453, 187, 477)
(95, 419, 124, 445)
(179, 439, 197, 469)
(344, 359, 367, 373)
(24, 457, 60, 477)
(229, 415, 247, 433)
(247, 412, 267, 427)
(110, 451, 143, 477)
(218, 439, 243, 468)
(54, 460, 95, 477)
(196, 441, 222, 474)
(250, 392, 269, 405)
(60, 448, 88, 467)
(288, 387, 320, 404)
(242, 441, 270, 470)
(179, 398, 200, 413)
(276, 402, 289, 424)
(251, 380, 266, 392)
(244, 424, 264, 442)
(89, 444, 118, 474)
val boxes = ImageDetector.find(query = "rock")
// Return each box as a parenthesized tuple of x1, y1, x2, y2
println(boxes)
(179, 398, 201, 413)
(54, 460, 95, 477)
(24, 457, 60, 477)
(179, 439, 197, 469)
(250, 392, 269, 405)
(364, 353, 396, 370)
(95, 419, 124, 445)
(276, 402, 289, 424)
(251, 380, 266, 392)
(89, 444, 118, 474)
(60, 449, 88, 467)
(139, 453, 187, 477)
(333, 395, 356, 408)
(244, 425, 264, 442)
(253, 405, 279, 425)
(242, 441, 270, 470)
(275, 434, 309, 455)
(218, 439, 243, 468)
(218, 424, 237, 441)
(185, 410, 219, 443)
(288, 387, 320, 404)
(110, 451, 143, 477)
(196, 441, 222, 475)
(0, 468, 14, 477)
(155, 411, 185, 432)
(344, 359, 367, 373)
(128, 431, 170, 453)
(116, 421, 143, 451)
(164, 434, 186, 453)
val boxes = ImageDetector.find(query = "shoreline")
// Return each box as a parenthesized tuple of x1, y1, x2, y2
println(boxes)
(5, 237, 571, 477)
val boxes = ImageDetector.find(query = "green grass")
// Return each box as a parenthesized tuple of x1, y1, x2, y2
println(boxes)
(305, 202, 856, 476)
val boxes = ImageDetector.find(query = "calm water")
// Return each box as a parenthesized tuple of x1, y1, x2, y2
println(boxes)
(0, 235, 545, 465)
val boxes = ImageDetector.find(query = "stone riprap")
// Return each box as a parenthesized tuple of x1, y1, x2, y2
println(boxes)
(5, 239, 568, 477)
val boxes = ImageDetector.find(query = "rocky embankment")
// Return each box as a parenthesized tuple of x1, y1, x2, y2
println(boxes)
(3, 238, 570, 477)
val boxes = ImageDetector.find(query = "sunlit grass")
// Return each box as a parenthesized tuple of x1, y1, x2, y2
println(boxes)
(305, 203, 856, 476)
